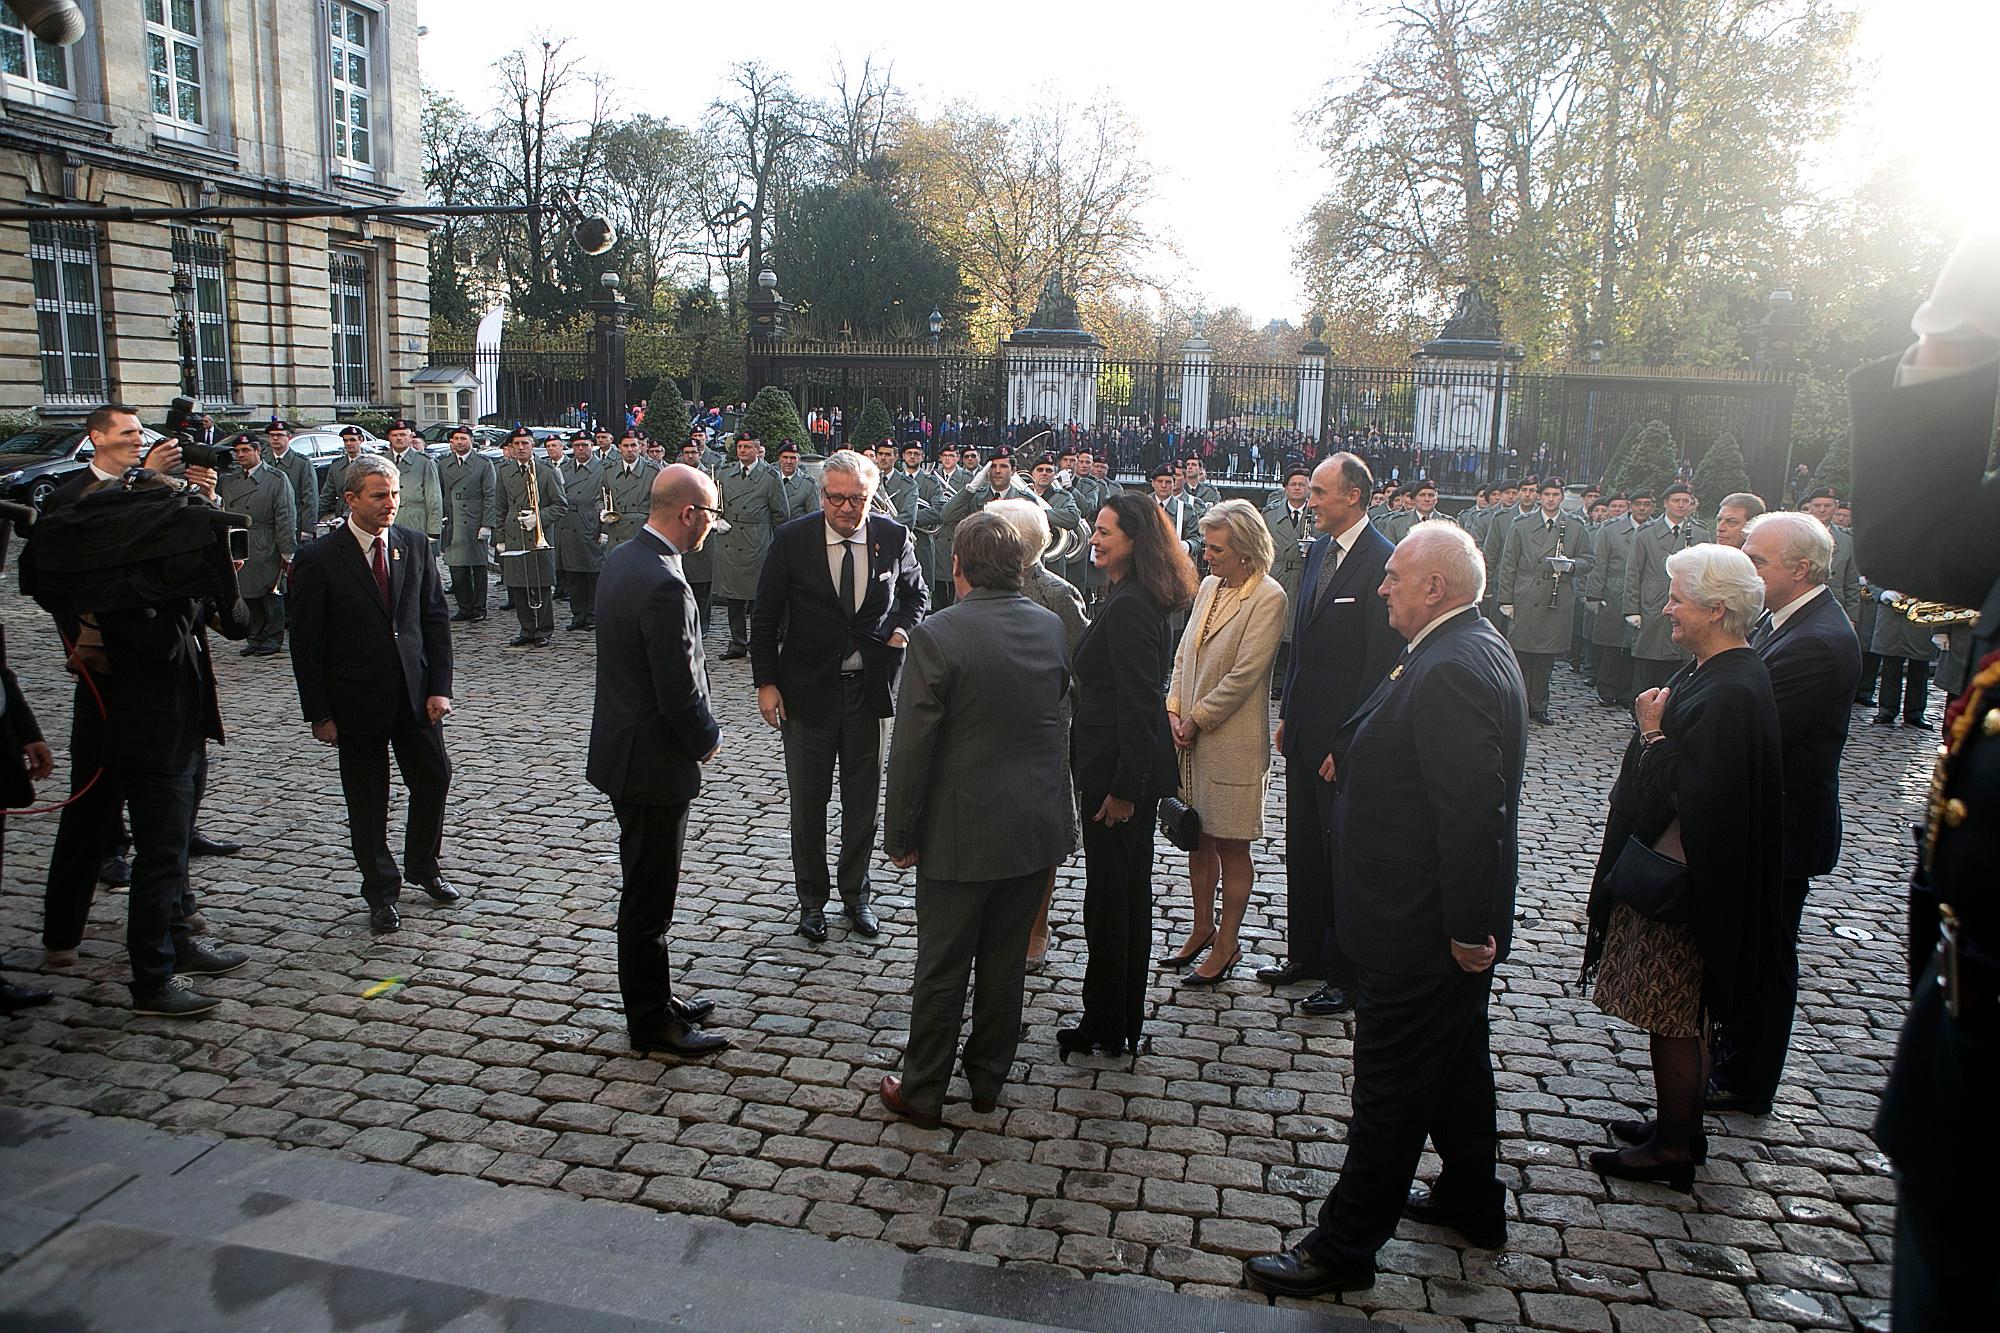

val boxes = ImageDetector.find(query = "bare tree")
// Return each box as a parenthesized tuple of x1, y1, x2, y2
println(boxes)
(487, 36, 612, 319)
(703, 62, 816, 287)
(813, 52, 902, 178)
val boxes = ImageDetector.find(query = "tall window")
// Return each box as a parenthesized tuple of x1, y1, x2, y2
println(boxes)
(1, 2, 73, 101)
(329, 248, 372, 406)
(171, 227, 233, 401)
(144, 0, 205, 131)
(30, 221, 106, 405)
(328, 2, 373, 172)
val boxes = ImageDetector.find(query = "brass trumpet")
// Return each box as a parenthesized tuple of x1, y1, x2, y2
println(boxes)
(1886, 594, 1979, 627)
(599, 483, 621, 527)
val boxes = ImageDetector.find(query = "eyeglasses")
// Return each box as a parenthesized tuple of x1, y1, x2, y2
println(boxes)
(690, 504, 724, 519)
(821, 492, 869, 509)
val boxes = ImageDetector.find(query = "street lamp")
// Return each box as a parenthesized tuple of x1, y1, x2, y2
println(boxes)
(1585, 339, 1605, 367)
(169, 267, 198, 397)
(928, 308, 943, 344)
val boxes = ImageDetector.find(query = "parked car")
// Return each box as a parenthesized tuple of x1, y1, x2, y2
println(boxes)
(0, 424, 165, 510)
(418, 423, 507, 447)
(287, 431, 384, 485)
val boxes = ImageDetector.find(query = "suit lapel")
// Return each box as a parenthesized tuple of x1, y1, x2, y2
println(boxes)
(1305, 529, 1374, 627)
(337, 527, 392, 621)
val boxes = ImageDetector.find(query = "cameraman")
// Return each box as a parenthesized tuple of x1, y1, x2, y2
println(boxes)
(35, 404, 252, 1017)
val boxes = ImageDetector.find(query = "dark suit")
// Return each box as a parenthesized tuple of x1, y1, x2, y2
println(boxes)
(288, 522, 454, 907)
(1713, 587, 1862, 1103)
(751, 511, 928, 912)
(1274, 521, 1398, 983)
(1305, 606, 1527, 1269)
(1069, 579, 1179, 1047)
(0, 618, 43, 1000)
(588, 529, 722, 1034)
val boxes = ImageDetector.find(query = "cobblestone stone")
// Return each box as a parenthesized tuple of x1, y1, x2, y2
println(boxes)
(0, 606, 1926, 1328)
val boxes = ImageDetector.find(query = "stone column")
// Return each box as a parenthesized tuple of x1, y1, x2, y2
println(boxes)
(1295, 320, 1329, 441)
(1178, 315, 1212, 432)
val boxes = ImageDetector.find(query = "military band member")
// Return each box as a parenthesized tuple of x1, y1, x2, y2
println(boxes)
(949, 447, 979, 492)
(1458, 485, 1493, 540)
(675, 440, 716, 633)
(1585, 491, 1643, 706)
(1480, 479, 1535, 588)
(1804, 487, 1872, 703)
(593, 425, 617, 463)
(384, 420, 444, 546)
(1149, 463, 1204, 562)
(1183, 456, 1221, 510)
(493, 428, 567, 647)
(438, 425, 497, 623)
(714, 431, 788, 659)
(556, 432, 606, 631)
(1263, 466, 1313, 690)
(1497, 479, 1595, 723)
(602, 432, 659, 555)
(1025, 453, 1088, 571)
(937, 443, 1028, 531)
(1068, 448, 1112, 600)
(320, 425, 370, 526)
(1384, 478, 1449, 542)
(772, 441, 816, 522)
(696, 427, 727, 475)
(219, 433, 298, 657)
(262, 419, 319, 543)
(1623, 481, 1706, 692)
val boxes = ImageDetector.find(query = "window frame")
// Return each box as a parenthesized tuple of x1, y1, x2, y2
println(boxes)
(329, 246, 374, 408)
(0, 1, 78, 109)
(143, 0, 208, 136)
(324, 0, 381, 180)
(171, 225, 235, 404)
(29, 220, 109, 409)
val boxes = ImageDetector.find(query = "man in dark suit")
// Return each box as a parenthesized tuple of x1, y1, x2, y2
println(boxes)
(878, 513, 1070, 1127)
(1245, 522, 1527, 1298)
(587, 464, 730, 1057)
(751, 450, 928, 943)
(1, 515, 57, 1016)
(288, 455, 457, 935)
(1260, 453, 1399, 1016)
(1710, 511, 1862, 1113)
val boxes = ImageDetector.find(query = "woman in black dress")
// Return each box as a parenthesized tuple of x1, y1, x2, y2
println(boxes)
(1582, 543, 1784, 1190)
(1060, 491, 1197, 1058)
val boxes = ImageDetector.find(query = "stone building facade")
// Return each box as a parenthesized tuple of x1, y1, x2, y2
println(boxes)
(0, 0, 428, 420)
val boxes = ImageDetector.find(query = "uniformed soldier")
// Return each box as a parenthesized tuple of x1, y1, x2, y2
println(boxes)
(320, 425, 370, 526)
(555, 431, 606, 631)
(1366, 486, 1391, 526)
(261, 418, 318, 544)
(713, 430, 788, 659)
(771, 441, 816, 522)
(1496, 478, 1595, 723)
(1183, 456, 1221, 511)
(383, 419, 444, 546)
(1867, 589, 1941, 727)
(592, 425, 617, 464)
(1262, 466, 1313, 690)
(493, 427, 567, 647)
(1384, 478, 1450, 542)
(1585, 491, 1644, 705)
(675, 440, 716, 633)
(1025, 453, 1088, 570)
(936, 444, 1027, 534)
(914, 448, 958, 607)
(1067, 447, 1110, 597)
(1146, 463, 1203, 562)
(1480, 479, 1534, 625)
(1623, 481, 1706, 693)
(219, 432, 298, 657)
(1804, 487, 1872, 703)
(438, 424, 497, 622)
(696, 427, 727, 475)
(601, 431, 659, 555)
(1458, 485, 1492, 539)
(949, 447, 979, 493)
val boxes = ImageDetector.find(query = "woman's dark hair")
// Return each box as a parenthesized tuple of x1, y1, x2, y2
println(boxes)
(1098, 491, 1197, 613)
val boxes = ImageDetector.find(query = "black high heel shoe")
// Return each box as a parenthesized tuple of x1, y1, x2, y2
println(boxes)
(1608, 1118, 1709, 1164)
(1181, 948, 1241, 987)
(1156, 929, 1216, 969)
(1589, 1147, 1696, 1193)
(1056, 1025, 1121, 1062)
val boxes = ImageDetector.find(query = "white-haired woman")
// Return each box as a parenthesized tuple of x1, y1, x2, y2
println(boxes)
(1162, 499, 1288, 985)
(987, 498, 1087, 968)
(1582, 544, 1784, 1190)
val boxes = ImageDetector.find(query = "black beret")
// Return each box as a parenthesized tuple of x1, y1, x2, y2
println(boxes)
(264, 417, 292, 433)
(1284, 466, 1311, 482)
(992, 445, 1014, 460)
(1805, 486, 1836, 502)
(1037, 453, 1060, 468)
(389, 419, 416, 433)
(339, 425, 365, 439)
(1662, 482, 1692, 499)
(1630, 487, 1655, 500)
(570, 430, 594, 442)
(1150, 463, 1174, 480)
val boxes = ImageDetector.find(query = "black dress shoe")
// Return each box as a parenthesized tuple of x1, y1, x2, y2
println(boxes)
(368, 903, 401, 934)
(1702, 1085, 1772, 1116)
(1298, 983, 1353, 1016)
(1531, 711, 1554, 726)
(1055, 1025, 1122, 1062)
(99, 856, 131, 888)
(450, 610, 471, 622)
(508, 634, 536, 647)
(173, 940, 249, 976)
(719, 648, 747, 660)
(845, 905, 880, 938)
(412, 877, 461, 903)
(797, 908, 828, 943)
(1242, 1245, 1376, 1298)
(1255, 959, 1314, 986)
(188, 833, 241, 857)
(630, 1018, 730, 1057)
(1589, 1147, 1695, 1192)
(878, 1075, 941, 1130)
(1609, 1118, 1709, 1164)
(0, 980, 55, 1015)
(1870, 714, 1896, 726)
(533, 636, 552, 647)
(1403, 1185, 1508, 1249)
(671, 996, 716, 1024)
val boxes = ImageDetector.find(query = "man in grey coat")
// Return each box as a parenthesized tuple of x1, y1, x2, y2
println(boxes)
(1496, 479, 1595, 724)
(1623, 482, 1706, 693)
(384, 420, 443, 544)
(714, 431, 788, 658)
(219, 433, 298, 656)
(1584, 492, 1642, 705)
(556, 432, 607, 631)
(438, 425, 497, 622)
(877, 512, 1071, 1129)
(261, 419, 318, 544)
(601, 432, 659, 555)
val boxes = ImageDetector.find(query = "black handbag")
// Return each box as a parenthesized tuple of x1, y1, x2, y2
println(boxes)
(1603, 834, 1690, 924)
(1158, 793, 1201, 852)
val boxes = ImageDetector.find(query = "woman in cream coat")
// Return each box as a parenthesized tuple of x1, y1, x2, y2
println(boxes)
(1162, 499, 1288, 984)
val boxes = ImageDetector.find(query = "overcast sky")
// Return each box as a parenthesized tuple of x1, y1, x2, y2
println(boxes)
(414, 0, 1997, 327)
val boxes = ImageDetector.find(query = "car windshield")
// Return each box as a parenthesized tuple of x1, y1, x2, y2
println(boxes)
(0, 430, 80, 458)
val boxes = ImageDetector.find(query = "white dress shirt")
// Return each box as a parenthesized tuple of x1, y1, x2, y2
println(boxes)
(826, 519, 867, 671)
(1769, 581, 1827, 631)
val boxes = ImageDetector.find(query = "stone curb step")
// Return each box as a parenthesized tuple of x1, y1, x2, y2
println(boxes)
(0, 1106, 1379, 1332)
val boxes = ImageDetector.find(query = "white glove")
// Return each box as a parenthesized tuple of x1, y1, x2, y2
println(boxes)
(516, 510, 536, 531)
(477, 527, 491, 541)
(599, 532, 610, 545)
(1498, 605, 1515, 618)
(1912, 226, 2000, 342)
(1625, 614, 1643, 630)
(1877, 587, 1902, 605)
(1933, 634, 1952, 651)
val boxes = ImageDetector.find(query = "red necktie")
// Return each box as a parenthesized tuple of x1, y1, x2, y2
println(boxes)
(372, 536, 390, 606)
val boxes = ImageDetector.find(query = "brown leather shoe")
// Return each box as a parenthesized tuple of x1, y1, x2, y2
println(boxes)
(878, 1075, 941, 1130)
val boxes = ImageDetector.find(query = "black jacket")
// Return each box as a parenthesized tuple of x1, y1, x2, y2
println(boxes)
(0, 624, 42, 809)
(1279, 522, 1398, 765)
(287, 522, 453, 738)
(1069, 579, 1179, 802)
(1330, 608, 1527, 974)
(1757, 588, 1862, 879)
(750, 512, 928, 724)
(588, 529, 720, 806)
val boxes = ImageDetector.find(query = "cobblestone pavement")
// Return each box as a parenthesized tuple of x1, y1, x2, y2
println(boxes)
(0, 591, 1932, 1330)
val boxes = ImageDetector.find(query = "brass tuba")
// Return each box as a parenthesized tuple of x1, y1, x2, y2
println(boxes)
(1886, 594, 1979, 627)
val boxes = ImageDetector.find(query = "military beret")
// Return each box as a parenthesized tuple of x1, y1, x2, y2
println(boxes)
(777, 441, 799, 455)
(1541, 477, 1565, 491)
(1630, 487, 1655, 500)
(1285, 466, 1311, 482)
(389, 419, 416, 433)
(1662, 482, 1692, 499)
(1805, 486, 1836, 502)
(339, 425, 365, 439)
(992, 445, 1014, 460)
(571, 429, 594, 442)
(1038, 453, 1060, 468)
(264, 417, 292, 433)
(1150, 463, 1174, 480)
(1415, 479, 1439, 492)
(447, 423, 473, 436)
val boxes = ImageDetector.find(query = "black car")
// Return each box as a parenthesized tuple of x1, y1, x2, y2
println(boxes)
(0, 424, 166, 510)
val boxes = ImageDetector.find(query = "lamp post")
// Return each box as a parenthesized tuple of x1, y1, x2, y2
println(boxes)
(587, 271, 629, 433)
(926, 308, 943, 437)
(1583, 339, 1605, 479)
(169, 267, 198, 398)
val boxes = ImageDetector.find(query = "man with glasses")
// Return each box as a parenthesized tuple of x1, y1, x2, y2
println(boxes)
(750, 450, 928, 945)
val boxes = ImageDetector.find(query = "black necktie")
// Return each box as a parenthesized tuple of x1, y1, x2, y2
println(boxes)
(1750, 609, 1775, 649)
(1545, 518, 1554, 532)
(839, 539, 856, 615)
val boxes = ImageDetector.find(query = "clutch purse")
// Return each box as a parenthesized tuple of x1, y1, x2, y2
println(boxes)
(1158, 795, 1201, 852)
(1602, 834, 1690, 923)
